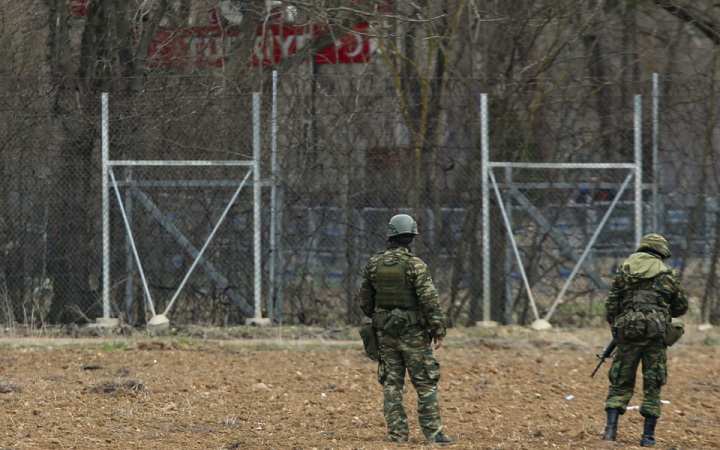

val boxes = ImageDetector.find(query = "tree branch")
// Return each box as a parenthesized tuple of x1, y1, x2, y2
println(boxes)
(130, 0, 170, 92)
(654, 0, 720, 45)
(271, 14, 365, 70)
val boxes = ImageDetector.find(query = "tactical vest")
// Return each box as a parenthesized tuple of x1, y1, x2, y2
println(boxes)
(374, 251, 419, 310)
(612, 284, 670, 343)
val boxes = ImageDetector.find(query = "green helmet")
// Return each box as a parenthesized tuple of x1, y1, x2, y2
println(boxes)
(387, 214, 419, 237)
(636, 233, 671, 259)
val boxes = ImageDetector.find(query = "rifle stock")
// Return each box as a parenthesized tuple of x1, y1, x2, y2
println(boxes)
(590, 340, 617, 378)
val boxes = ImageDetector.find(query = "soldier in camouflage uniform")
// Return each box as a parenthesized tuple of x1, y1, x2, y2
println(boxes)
(358, 214, 452, 446)
(602, 233, 688, 447)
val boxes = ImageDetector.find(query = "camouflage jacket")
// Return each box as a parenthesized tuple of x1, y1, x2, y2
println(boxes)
(358, 244, 447, 339)
(606, 252, 688, 329)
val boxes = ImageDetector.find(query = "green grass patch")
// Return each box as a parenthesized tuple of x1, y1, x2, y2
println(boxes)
(0, 343, 52, 351)
(225, 341, 363, 352)
(100, 341, 128, 351)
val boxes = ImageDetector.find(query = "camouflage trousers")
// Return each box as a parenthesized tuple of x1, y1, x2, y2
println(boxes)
(605, 343, 668, 418)
(377, 325, 443, 442)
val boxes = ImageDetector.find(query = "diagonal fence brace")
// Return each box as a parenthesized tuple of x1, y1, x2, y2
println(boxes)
(544, 172, 635, 322)
(129, 175, 255, 317)
(507, 186, 608, 291)
(109, 168, 157, 317)
(490, 169, 541, 321)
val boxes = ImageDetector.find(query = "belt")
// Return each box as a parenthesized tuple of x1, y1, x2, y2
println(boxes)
(373, 308, 421, 326)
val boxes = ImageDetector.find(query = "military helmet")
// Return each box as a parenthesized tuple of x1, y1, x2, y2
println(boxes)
(636, 233, 671, 259)
(387, 214, 419, 236)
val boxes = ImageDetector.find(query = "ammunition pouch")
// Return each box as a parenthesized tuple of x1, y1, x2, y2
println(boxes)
(644, 310, 667, 340)
(663, 322, 684, 347)
(611, 289, 669, 344)
(372, 309, 421, 338)
(359, 323, 379, 361)
(612, 310, 645, 344)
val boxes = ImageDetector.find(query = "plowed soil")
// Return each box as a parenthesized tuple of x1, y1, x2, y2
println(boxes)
(0, 328, 718, 449)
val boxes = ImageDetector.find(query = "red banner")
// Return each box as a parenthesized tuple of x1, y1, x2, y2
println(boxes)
(69, 0, 89, 18)
(144, 22, 375, 68)
(251, 22, 375, 66)
(146, 27, 240, 68)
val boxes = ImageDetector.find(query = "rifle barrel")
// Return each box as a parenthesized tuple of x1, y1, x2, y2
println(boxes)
(590, 340, 617, 378)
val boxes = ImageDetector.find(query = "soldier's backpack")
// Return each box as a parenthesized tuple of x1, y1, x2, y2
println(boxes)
(611, 289, 669, 344)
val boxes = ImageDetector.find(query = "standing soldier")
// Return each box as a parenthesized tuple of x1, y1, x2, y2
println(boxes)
(358, 214, 452, 446)
(602, 234, 688, 447)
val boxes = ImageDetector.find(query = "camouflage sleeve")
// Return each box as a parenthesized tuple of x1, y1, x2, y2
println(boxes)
(605, 269, 625, 324)
(358, 262, 376, 318)
(668, 270, 689, 318)
(412, 261, 447, 339)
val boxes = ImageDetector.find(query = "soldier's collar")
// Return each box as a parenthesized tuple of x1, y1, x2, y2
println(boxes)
(643, 251, 665, 260)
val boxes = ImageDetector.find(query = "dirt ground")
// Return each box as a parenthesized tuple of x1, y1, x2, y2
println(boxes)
(0, 327, 719, 450)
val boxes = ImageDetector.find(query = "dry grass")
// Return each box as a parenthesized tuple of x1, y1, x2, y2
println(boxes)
(0, 381, 21, 393)
(0, 328, 718, 448)
(90, 378, 145, 394)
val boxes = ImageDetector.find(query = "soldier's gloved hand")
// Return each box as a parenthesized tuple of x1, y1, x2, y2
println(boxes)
(434, 338, 443, 350)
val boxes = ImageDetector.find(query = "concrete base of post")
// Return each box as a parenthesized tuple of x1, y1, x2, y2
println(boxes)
(698, 323, 713, 332)
(148, 314, 170, 332)
(86, 317, 120, 329)
(475, 320, 499, 328)
(530, 319, 553, 331)
(246, 317, 271, 327)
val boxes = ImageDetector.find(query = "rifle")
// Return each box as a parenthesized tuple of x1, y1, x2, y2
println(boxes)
(590, 340, 617, 378)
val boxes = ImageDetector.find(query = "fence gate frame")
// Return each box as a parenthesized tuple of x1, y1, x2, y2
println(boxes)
(99, 89, 280, 327)
(480, 93, 649, 329)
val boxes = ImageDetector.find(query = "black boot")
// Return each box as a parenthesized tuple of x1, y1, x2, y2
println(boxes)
(602, 409, 619, 441)
(640, 416, 658, 447)
(427, 435, 453, 446)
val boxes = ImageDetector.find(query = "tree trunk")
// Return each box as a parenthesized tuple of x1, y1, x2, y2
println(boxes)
(47, 89, 98, 323)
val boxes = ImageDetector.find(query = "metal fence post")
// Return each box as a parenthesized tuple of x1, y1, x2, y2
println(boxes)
(269, 71, 278, 322)
(252, 92, 265, 323)
(101, 93, 110, 320)
(635, 94, 643, 246)
(480, 93, 494, 326)
(652, 73, 660, 233)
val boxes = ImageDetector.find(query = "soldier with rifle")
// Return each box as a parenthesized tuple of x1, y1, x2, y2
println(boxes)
(600, 234, 688, 447)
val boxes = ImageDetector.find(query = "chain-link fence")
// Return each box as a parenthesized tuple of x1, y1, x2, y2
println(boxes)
(0, 74, 718, 328)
